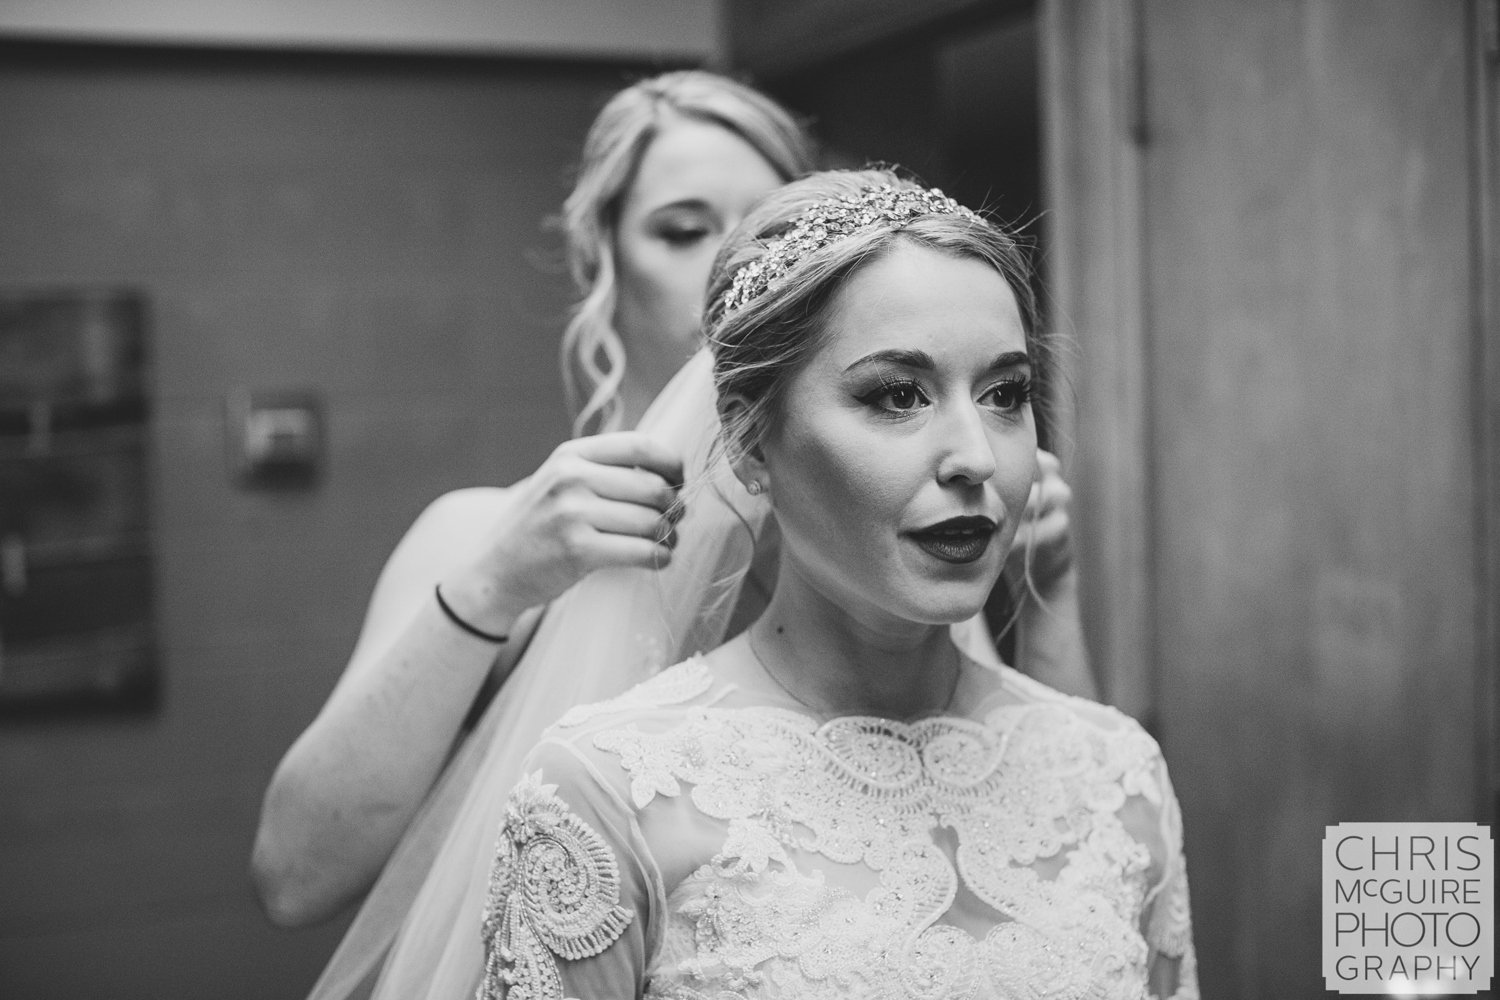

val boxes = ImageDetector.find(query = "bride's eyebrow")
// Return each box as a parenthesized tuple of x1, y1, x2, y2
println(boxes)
(843, 349, 1031, 374)
(988, 350, 1031, 372)
(843, 349, 934, 373)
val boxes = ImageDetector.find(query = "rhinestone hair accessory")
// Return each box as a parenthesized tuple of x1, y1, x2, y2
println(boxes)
(719, 183, 981, 314)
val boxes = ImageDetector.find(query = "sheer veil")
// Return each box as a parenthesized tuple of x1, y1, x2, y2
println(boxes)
(307, 348, 766, 1000)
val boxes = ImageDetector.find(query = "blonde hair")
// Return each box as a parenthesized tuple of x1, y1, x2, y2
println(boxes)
(560, 71, 816, 437)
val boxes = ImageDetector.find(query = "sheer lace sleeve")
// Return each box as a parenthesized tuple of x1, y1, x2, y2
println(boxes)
(1142, 757, 1198, 1000)
(477, 740, 660, 1000)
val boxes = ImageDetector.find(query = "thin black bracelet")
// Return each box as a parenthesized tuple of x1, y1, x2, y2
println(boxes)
(434, 583, 509, 643)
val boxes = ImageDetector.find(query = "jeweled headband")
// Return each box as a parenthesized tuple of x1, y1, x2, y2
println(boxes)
(719, 182, 981, 314)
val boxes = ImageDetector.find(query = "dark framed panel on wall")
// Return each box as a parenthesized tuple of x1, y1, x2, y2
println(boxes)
(0, 289, 158, 713)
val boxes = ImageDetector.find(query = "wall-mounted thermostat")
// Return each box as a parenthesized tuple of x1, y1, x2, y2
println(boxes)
(226, 388, 324, 488)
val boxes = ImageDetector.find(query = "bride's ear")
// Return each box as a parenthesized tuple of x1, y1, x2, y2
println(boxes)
(717, 392, 771, 496)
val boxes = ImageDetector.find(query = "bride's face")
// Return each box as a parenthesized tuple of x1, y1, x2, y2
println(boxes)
(757, 241, 1038, 629)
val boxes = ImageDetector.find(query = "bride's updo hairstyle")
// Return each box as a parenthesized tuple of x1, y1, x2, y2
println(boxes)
(703, 168, 1044, 467)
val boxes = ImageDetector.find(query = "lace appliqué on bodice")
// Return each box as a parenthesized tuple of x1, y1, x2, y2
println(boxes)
(587, 662, 1194, 1000)
(477, 773, 633, 1000)
(556, 659, 713, 729)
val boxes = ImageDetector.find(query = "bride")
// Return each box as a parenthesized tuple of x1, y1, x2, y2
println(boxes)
(473, 170, 1197, 999)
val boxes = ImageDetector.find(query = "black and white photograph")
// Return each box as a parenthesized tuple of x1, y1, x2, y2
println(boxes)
(0, 1, 1495, 998)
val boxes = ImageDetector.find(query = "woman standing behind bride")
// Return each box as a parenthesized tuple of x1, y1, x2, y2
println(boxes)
(476, 170, 1196, 999)
(254, 71, 1095, 931)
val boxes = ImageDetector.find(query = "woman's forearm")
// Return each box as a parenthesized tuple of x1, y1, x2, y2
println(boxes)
(250, 490, 536, 926)
(250, 591, 530, 926)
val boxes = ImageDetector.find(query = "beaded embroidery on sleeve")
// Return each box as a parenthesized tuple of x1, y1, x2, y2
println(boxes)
(477, 772, 634, 1000)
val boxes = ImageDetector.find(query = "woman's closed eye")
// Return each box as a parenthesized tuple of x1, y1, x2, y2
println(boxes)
(658, 222, 712, 247)
(649, 209, 719, 248)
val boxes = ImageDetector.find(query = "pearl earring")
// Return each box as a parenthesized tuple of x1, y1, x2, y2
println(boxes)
(746, 480, 763, 496)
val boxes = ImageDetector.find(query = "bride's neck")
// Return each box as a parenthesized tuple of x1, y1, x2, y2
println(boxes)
(748, 561, 959, 720)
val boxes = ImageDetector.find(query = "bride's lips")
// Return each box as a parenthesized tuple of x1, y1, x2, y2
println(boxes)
(905, 515, 998, 565)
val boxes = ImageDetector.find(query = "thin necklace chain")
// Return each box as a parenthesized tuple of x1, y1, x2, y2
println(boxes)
(747, 625, 963, 721)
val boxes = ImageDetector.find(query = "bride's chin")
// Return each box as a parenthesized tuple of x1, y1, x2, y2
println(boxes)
(905, 592, 993, 627)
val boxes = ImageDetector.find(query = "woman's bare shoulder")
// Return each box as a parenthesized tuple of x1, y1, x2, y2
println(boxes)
(399, 486, 515, 550)
(419, 485, 514, 522)
(361, 487, 517, 615)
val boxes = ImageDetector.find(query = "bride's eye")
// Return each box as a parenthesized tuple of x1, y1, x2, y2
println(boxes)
(858, 379, 930, 414)
(983, 375, 1033, 414)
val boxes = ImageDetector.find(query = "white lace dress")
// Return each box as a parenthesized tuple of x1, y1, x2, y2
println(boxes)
(477, 653, 1196, 1000)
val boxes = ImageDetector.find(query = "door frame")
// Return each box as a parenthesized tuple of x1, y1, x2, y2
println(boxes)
(1038, 0, 1155, 721)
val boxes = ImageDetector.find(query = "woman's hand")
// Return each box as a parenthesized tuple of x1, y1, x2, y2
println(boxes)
(1005, 449, 1076, 599)
(1002, 449, 1096, 698)
(439, 432, 685, 632)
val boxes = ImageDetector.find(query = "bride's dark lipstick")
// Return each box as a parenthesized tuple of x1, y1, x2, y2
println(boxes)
(906, 515, 997, 565)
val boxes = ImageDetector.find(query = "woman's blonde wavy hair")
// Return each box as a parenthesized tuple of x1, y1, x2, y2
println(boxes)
(560, 70, 816, 437)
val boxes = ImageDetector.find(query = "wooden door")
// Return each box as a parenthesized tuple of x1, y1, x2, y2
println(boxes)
(1046, 0, 1495, 994)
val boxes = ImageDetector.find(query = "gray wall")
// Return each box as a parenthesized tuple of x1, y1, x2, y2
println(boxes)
(0, 42, 644, 999)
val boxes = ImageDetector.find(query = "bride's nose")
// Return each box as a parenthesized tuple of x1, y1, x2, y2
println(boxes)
(934, 402, 996, 486)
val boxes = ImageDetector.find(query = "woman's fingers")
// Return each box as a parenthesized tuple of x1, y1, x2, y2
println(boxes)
(460, 435, 686, 612)
(1020, 507, 1071, 549)
(1008, 449, 1077, 592)
(580, 497, 677, 545)
(568, 431, 684, 486)
(1025, 449, 1071, 519)
(573, 530, 675, 570)
(574, 462, 681, 512)
(546, 433, 684, 517)
(1030, 478, 1072, 520)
